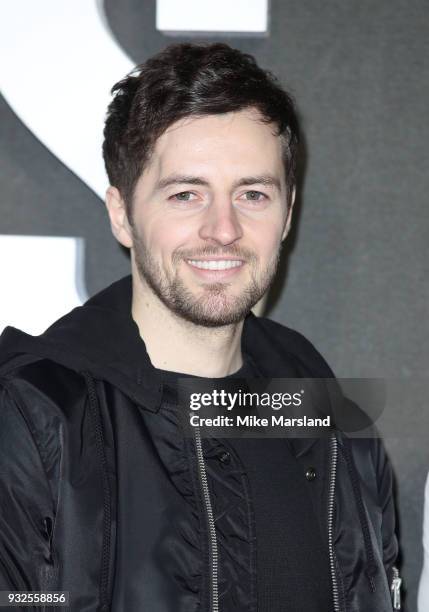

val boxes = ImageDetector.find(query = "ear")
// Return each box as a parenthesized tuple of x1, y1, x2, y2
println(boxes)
(281, 186, 296, 241)
(105, 186, 133, 248)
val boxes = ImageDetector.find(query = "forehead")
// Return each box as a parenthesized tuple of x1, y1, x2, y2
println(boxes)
(144, 109, 285, 185)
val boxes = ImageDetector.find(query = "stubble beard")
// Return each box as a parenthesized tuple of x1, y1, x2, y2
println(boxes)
(131, 227, 281, 328)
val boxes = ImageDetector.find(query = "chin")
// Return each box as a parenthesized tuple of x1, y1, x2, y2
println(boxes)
(172, 291, 256, 328)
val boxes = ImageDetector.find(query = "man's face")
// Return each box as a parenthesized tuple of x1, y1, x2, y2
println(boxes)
(113, 109, 294, 327)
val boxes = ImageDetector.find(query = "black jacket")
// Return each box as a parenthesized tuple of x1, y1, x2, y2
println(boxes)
(0, 276, 399, 611)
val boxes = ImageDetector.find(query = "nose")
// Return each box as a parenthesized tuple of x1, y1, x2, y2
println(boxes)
(198, 199, 243, 246)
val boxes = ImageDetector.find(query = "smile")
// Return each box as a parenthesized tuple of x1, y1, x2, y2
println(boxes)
(186, 259, 244, 270)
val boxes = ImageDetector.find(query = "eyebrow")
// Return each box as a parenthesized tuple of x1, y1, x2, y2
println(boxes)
(155, 174, 282, 192)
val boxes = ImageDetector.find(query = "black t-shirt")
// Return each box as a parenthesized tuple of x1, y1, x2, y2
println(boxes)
(158, 355, 334, 611)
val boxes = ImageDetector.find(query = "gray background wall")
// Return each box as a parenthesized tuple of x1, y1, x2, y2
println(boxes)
(1, 1, 428, 609)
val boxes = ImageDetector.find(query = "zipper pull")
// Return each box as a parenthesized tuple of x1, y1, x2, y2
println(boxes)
(390, 567, 402, 610)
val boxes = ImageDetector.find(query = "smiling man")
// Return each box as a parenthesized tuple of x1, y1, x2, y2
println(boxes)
(125, 114, 285, 327)
(0, 43, 399, 611)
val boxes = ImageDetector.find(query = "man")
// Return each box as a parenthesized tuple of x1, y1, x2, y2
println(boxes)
(0, 43, 399, 611)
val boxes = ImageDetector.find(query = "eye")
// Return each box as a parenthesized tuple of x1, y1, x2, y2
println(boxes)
(170, 191, 196, 202)
(240, 190, 268, 202)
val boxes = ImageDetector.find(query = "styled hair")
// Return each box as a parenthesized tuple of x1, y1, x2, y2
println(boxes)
(103, 42, 300, 220)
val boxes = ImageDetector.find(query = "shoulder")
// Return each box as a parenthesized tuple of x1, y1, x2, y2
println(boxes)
(1, 357, 88, 413)
(0, 359, 88, 470)
(245, 314, 335, 378)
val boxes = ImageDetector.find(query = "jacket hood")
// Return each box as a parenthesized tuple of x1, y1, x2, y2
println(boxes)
(0, 275, 335, 413)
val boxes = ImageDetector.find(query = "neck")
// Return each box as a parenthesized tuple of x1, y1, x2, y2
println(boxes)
(131, 275, 244, 377)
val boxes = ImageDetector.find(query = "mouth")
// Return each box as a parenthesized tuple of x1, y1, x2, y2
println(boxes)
(186, 259, 244, 271)
(185, 258, 245, 280)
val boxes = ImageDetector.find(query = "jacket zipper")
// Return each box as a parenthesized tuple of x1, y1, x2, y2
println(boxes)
(390, 566, 402, 610)
(194, 425, 219, 612)
(328, 434, 341, 612)
(83, 372, 112, 611)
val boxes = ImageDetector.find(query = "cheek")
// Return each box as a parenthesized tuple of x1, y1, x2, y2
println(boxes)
(146, 218, 196, 259)
(247, 219, 284, 260)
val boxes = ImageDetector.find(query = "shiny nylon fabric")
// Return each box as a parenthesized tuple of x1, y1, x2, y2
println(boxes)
(106, 378, 257, 611)
(333, 437, 398, 612)
(0, 383, 55, 597)
(201, 438, 257, 610)
(106, 387, 205, 611)
(0, 363, 108, 612)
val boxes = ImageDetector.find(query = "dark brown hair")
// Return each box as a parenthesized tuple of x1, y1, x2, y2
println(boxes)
(103, 42, 300, 220)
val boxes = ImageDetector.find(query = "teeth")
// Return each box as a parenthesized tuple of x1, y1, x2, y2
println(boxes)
(187, 259, 243, 270)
